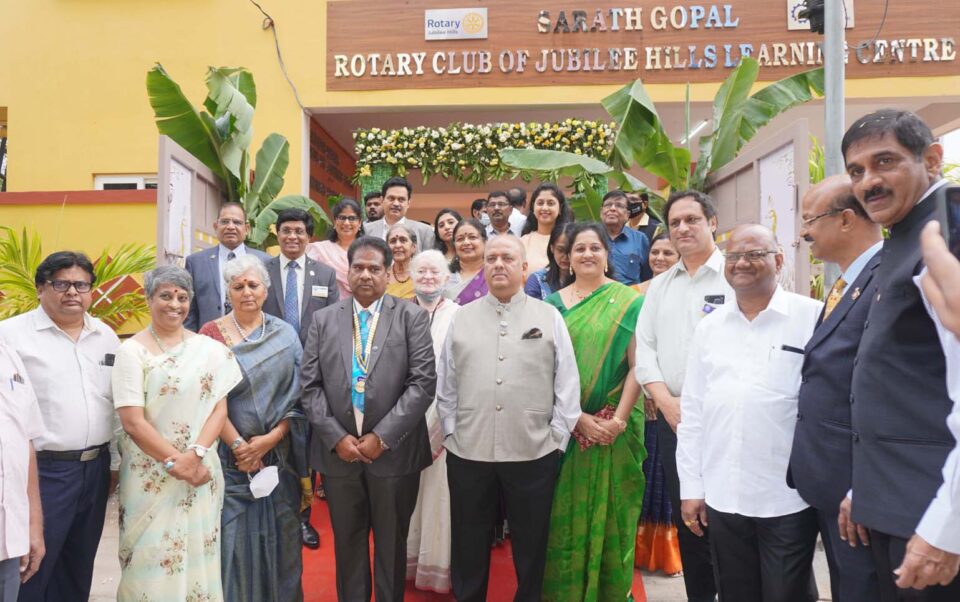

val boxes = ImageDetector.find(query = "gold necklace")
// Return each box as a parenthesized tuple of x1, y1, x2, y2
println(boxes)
(148, 324, 185, 355)
(353, 299, 383, 375)
(392, 262, 410, 283)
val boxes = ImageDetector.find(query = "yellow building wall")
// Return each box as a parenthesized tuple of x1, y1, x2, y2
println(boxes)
(3, 0, 959, 198)
(0, 203, 155, 256)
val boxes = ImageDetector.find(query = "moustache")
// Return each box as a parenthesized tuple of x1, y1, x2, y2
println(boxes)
(864, 185, 892, 201)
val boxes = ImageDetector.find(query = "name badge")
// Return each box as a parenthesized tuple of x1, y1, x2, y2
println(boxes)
(312, 285, 329, 298)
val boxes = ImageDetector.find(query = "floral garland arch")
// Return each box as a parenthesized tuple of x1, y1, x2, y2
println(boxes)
(352, 119, 615, 196)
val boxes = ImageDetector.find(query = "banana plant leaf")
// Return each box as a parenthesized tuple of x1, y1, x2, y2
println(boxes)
(146, 64, 226, 183)
(693, 59, 825, 187)
(499, 148, 613, 177)
(602, 80, 690, 191)
(568, 180, 606, 222)
(205, 67, 256, 180)
(245, 133, 290, 214)
(248, 195, 332, 248)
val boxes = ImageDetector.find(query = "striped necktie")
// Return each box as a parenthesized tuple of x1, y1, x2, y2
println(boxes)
(284, 262, 300, 333)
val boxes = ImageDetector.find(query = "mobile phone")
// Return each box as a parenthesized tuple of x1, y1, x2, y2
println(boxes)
(936, 184, 960, 260)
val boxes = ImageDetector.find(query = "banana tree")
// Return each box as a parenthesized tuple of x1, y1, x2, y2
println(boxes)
(0, 226, 156, 328)
(500, 58, 825, 220)
(146, 64, 329, 247)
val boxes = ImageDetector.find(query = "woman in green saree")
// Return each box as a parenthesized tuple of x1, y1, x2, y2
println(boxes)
(542, 222, 647, 601)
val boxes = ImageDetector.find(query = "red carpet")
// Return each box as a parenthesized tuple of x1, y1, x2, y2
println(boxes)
(302, 499, 647, 601)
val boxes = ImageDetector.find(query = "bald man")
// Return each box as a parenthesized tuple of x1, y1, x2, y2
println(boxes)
(678, 224, 823, 602)
(788, 176, 883, 601)
(438, 235, 581, 602)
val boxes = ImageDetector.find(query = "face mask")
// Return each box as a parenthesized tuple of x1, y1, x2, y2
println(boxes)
(628, 202, 644, 218)
(415, 289, 443, 303)
(249, 466, 279, 498)
(479, 213, 491, 226)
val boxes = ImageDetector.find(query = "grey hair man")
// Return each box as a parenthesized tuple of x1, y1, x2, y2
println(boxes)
(438, 235, 580, 602)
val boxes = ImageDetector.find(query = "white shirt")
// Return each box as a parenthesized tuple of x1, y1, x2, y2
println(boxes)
(217, 243, 248, 310)
(635, 248, 733, 395)
(436, 296, 582, 453)
(0, 307, 120, 461)
(0, 342, 45, 561)
(678, 287, 823, 517)
(280, 254, 306, 317)
(915, 270, 960, 552)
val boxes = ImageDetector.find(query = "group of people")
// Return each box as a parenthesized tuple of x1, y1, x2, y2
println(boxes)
(0, 106, 959, 602)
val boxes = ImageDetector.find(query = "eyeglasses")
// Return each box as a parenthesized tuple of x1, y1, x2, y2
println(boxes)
(601, 201, 628, 210)
(486, 201, 510, 209)
(46, 280, 93, 293)
(217, 218, 245, 227)
(335, 215, 359, 223)
(724, 250, 778, 263)
(801, 209, 844, 227)
(279, 227, 308, 236)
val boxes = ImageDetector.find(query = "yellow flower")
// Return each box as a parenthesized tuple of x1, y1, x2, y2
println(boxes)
(359, 165, 372, 177)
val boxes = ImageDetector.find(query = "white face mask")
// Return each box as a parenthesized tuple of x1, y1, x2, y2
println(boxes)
(249, 466, 279, 498)
(479, 213, 491, 227)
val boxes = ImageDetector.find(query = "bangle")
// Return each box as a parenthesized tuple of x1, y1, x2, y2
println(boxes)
(231, 437, 245, 450)
(612, 416, 627, 432)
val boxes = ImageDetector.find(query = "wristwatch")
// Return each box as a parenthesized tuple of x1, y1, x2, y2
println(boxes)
(187, 443, 209, 458)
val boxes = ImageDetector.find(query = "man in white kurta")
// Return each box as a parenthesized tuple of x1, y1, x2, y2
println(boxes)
(677, 225, 822, 602)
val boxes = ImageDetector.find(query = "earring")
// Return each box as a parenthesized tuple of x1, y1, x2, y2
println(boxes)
(569, 266, 574, 275)
(603, 262, 608, 273)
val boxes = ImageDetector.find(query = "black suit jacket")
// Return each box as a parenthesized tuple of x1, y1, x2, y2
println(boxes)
(788, 252, 880, 511)
(183, 244, 270, 331)
(299, 295, 436, 478)
(262, 255, 340, 344)
(850, 196, 954, 538)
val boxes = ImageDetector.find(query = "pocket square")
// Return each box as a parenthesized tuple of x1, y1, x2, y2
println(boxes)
(521, 328, 543, 340)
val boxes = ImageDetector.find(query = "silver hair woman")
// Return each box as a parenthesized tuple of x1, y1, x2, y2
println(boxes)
(406, 248, 459, 592)
(112, 265, 242, 600)
(200, 252, 308, 601)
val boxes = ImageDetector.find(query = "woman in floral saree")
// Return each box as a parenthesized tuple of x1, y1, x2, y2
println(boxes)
(113, 265, 242, 602)
(542, 223, 647, 601)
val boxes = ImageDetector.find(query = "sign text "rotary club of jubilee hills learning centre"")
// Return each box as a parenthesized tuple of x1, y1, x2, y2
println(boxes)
(329, 2, 958, 86)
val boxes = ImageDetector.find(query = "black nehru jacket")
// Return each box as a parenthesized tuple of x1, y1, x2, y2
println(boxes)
(850, 192, 954, 538)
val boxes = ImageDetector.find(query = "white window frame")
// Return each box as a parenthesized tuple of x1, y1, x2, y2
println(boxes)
(94, 174, 158, 190)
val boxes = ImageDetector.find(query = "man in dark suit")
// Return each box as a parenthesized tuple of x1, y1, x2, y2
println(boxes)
(262, 207, 339, 549)
(262, 208, 340, 344)
(301, 236, 435, 602)
(788, 174, 883, 601)
(844, 109, 960, 599)
(183, 202, 269, 331)
(363, 177, 436, 252)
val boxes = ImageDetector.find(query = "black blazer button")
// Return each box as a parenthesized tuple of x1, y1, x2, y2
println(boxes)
(849, 394, 855, 404)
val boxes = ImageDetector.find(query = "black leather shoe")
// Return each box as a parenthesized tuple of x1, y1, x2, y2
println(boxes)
(301, 521, 320, 549)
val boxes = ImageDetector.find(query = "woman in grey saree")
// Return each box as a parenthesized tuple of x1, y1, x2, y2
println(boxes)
(199, 256, 308, 601)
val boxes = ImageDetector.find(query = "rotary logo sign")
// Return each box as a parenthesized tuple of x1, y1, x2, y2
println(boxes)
(425, 8, 488, 40)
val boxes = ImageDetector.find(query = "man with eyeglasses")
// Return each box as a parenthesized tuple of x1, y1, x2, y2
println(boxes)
(183, 202, 270, 332)
(0, 251, 121, 601)
(635, 189, 730, 602)
(600, 190, 651, 285)
(262, 207, 339, 550)
(485, 191, 523, 238)
(678, 224, 823, 601)
(787, 175, 883, 601)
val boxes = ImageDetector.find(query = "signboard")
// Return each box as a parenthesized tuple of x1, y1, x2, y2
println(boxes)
(327, 1, 959, 91)
(425, 8, 488, 40)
